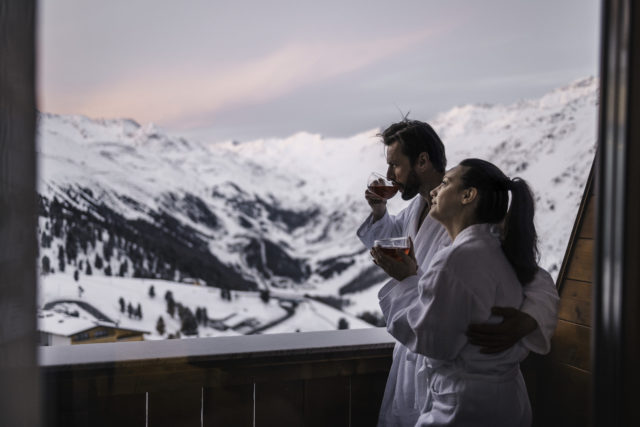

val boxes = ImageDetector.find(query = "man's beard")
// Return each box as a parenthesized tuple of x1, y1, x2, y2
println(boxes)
(400, 169, 421, 200)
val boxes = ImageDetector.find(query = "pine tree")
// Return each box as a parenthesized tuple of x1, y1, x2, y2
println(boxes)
(260, 289, 271, 304)
(167, 298, 175, 318)
(180, 309, 198, 336)
(357, 311, 385, 327)
(338, 318, 349, 330)
(65, 231, 78, 262)
(53, 218, 63, 239)
(105, 265, 112, 276)
(103, 235, 114, 262)
(73, 270, 79, 281)
(57, 245, 65, 272)
(127, 302, 133, 318)
(156, 316, 166, 335)
(85, 262, 92, 275)
(41, 231, 51, 248)
(136, 303, 142, 320)
(164, 290, 173, 302)
(41, 255, 51, 274)
(94, 254, 103, 270)
(77, 226, 88, 254)
(119, 297, 125, 313)
(148, 285, 155, 298)
(176, 303, 185, 320)
(51, 198, 63, 238)
(119, 260, 128, 277)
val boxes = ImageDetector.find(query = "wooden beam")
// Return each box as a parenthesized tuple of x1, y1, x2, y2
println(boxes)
(579, 197, 596, 239)
(594, 1, 640, 425)
(0, 1, 39, 426)
(621, 1, 640, 423)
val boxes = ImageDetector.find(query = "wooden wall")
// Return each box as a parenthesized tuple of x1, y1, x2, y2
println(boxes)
(525, 169, 594, 426)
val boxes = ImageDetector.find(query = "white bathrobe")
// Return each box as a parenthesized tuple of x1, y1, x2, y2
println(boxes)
(357, 197, 559, 427)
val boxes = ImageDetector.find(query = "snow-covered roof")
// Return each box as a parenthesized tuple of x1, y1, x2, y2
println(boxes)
(38, 309, 149, 337)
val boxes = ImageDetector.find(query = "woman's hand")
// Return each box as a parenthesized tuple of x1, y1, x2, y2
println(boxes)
(370, 237, 418, 281)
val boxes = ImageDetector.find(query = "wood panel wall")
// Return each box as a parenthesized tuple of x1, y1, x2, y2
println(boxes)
(524, 168, 595, 426)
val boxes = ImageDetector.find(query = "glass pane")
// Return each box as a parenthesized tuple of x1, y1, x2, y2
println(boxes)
(36, 0, 600, 344)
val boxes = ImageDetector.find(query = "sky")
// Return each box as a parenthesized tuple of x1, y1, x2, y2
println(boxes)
(38, 0, 601, 143)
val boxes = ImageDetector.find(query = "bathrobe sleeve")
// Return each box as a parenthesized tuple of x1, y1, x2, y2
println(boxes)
(520, 268, 559, 354)
(357, 208, 409, 249)
(379, 266, 474, 360)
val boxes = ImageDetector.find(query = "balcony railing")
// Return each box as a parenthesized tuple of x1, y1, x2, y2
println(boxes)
(40, 327, 395, 427)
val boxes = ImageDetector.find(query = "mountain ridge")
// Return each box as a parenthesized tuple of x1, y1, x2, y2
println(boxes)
(37, 77, 598, 335)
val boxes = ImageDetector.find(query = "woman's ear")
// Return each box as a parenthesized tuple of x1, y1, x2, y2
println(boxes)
(461, 187, 478, 205)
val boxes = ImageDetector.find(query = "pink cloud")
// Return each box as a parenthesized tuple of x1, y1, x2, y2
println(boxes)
(40, 27, 442, 127)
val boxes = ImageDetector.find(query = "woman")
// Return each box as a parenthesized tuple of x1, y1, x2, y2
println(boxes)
(371, 158, 538, 426)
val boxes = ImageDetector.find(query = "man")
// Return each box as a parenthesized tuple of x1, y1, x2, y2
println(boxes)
(357, 120, 559, 427)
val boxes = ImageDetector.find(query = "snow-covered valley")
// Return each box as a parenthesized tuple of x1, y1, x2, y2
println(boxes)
(36, 77, 598, 342)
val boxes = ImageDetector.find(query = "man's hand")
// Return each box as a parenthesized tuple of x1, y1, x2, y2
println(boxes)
(365, 188, 387, 221)
(370, 237, 417, 281)
(467, 307, 538, 354)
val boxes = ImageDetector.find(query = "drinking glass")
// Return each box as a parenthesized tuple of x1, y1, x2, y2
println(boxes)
(373, 237, 410, 260)
(367, 172, 398, 200)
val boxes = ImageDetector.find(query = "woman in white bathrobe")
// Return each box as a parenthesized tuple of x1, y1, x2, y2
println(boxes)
(371, 158, 540, 426)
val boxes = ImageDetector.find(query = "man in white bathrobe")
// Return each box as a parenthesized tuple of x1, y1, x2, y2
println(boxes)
(357, 120, 559, 427)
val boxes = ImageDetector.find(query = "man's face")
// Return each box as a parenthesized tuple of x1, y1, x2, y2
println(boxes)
(385, 141, 421, 200)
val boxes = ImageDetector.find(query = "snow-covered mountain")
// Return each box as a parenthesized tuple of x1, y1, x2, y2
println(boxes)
(36, 76, 598, 340)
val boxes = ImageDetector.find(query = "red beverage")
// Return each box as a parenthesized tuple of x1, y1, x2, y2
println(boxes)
(378, 247, 410, 261)
(369, 184, 399, 199)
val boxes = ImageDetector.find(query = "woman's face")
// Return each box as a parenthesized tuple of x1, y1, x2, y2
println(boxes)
(429, 165, 467, 222)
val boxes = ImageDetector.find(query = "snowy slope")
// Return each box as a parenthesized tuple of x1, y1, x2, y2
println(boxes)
(39, 273, 370, 340)
(216, 77, 597, 275)
(36, 77, 598, 340)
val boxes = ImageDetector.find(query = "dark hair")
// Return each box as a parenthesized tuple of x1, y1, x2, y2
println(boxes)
(459, 158, 539, 285)
(380, 120, 447, 173)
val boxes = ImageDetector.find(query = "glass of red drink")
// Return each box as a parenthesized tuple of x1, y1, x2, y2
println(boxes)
(373, 237, 410, 261)
(367, 172, 399, 200)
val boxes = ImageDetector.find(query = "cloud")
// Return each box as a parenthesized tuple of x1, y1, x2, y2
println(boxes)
(41, 27, 441, 127)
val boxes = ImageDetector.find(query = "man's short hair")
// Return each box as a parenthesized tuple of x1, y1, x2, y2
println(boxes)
(380, 120, 447, 173)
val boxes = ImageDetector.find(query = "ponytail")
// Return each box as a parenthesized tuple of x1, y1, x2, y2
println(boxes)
(459, 159, 538, 285)
(502, 178, 538, 284)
